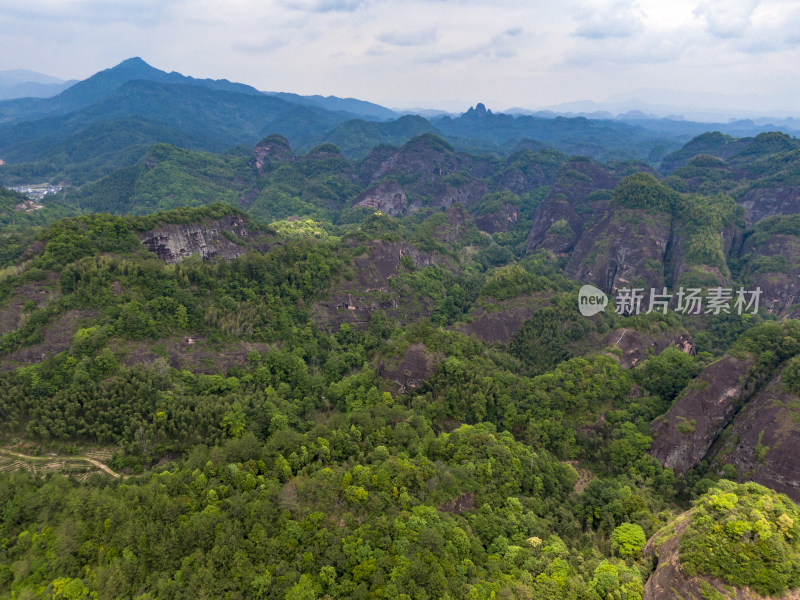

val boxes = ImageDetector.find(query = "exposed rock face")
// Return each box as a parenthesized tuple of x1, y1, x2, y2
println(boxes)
(353, 181, 407, 216)
(496, 163, 549, 195)
(377, 342, 443, 394)
(649, 355, 753, 475)
(473, 203, 519, 234)
(601, 327, 695, 369)
(138, 215, 252, 264)
(642, 510, 798, 600)
(526, 159, 617, 255)
(665, 220, 737, 289)
(739, 186, 800, 226)
(438, 492, 477, 515)
(1, 310, 98, 372)
(738, 230, 800, 315)
(721, 372, 800, 503)
(527, 196, 583, 255)
(312, 240, 449, 332)
(119, 337, 270, 375)
(455, 295, 551, 344)
(564, 206, 672, 294)
(355, 134, 493, 216)
(494, 148, 558, 195)
(0, 271, 58, 336)
(407, 179, 488, 214)
(253, 134, 296, 172)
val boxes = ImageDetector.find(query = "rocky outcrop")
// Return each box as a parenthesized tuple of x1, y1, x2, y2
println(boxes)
(377, 342, 443, 394)
(564, 206, 672, 294)
(353, 181, 408, 216)
(642, 509, 800, 600)
(601, 327, 695, 368)
(253, 134, 296, 172)
(720, 372, 800, 503)
(739, 185, 800, 226)
(495, 148, 558, 195)
(407, 179, 488, 214)
(526, 159, 617, 255)
(472, 203, 519, 234)
(1, 309, 99, 372)
(665, 220, 738, 289)
(455, 295, 551, 344)
(355, 134, 493, 216)
(526, 195, 583, 256)
(438, 492, 477, 515)
(649, 355, 753, 475)
(138, 215, 253, 264)
(738, 227, 800, 315)
(312, 240, 450, 332)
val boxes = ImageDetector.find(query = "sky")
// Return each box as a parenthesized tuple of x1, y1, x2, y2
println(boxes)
(1, 0, 800, 116)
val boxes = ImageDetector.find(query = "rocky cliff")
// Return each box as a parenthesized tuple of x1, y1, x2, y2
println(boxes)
(138, 214, 256, 264)
(311, 239, 450, 332)
(564, 206, 672, 294)
(252, 134, 296, 172)
(649, 355, 753, 475)
(717, 371, 800, 503)
(737, 217, 800, 315)
(643, 508, 800, 600)
(352, 134, 494, 216)
(526, 158, 616, 255)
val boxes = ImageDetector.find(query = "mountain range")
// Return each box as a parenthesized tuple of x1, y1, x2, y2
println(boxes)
(3, 58, 800, 188)
(4, 57, 800, 600)
(0, 69, 77, 101)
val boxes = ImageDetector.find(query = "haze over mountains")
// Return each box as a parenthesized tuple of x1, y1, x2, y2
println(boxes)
(0, 69, 77, 101)
(5, 54, 800, 600)
(2, 57, 800, 190)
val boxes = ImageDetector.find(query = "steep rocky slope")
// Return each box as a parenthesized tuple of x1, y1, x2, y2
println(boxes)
(526, 158, 616, 255)
(643, 508, 800, 600)
(353, 134, 492, 216)
(311, 239, 450, 332)
(564, 206, 671, 294)
(138, 214, 264, 264)
(649, 355, 753, 475)
(715, 370, 800, 502)
(736, 215, 800, 315)
(644, 481, 800, 600)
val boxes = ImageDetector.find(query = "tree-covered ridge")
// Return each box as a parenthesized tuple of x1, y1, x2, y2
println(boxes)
(3, 119, 800, 600)
(680, 480, 800, 596)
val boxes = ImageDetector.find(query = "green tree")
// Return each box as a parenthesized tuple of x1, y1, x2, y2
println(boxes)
(611, 523, 647, 558)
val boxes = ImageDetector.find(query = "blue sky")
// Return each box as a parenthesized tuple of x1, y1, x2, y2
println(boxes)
(1, 0, 799, 114)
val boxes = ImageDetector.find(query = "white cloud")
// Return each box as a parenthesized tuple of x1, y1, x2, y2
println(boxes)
(0, 0, 799, 113)
(694, 0, 760, 38)
(282, 0, 372, 13)
(573, 0, 644, 39)
(376, 28, 438, 47)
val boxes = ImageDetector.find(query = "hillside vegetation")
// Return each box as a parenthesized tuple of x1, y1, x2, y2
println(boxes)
(2, 60, 800, 600)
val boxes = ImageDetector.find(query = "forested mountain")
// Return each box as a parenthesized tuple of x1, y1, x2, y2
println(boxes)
(3, 62, 800, 600)
(2, 59, 798, 189)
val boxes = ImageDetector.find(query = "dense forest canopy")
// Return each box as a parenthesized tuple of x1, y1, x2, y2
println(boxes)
(2, 62, 800, 599)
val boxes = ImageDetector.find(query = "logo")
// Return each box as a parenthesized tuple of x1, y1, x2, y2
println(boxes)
(578, 284, 608, 316)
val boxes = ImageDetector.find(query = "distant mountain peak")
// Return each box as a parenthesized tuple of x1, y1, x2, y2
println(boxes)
(118, 57, 150, 66)
(109, 57, 160, 75)
(466, 103, 492, 117)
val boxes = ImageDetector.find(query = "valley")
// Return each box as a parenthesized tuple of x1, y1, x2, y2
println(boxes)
(1, 59, 800, 600)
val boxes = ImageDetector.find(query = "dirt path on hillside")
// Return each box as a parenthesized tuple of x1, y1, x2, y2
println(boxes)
(0, 448, 122, 478)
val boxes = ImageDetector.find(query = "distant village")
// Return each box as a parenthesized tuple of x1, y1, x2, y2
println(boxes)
(9, 183, 64, 201)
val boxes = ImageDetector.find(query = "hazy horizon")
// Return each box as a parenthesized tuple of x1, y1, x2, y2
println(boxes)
(2, 0, 799, 119)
